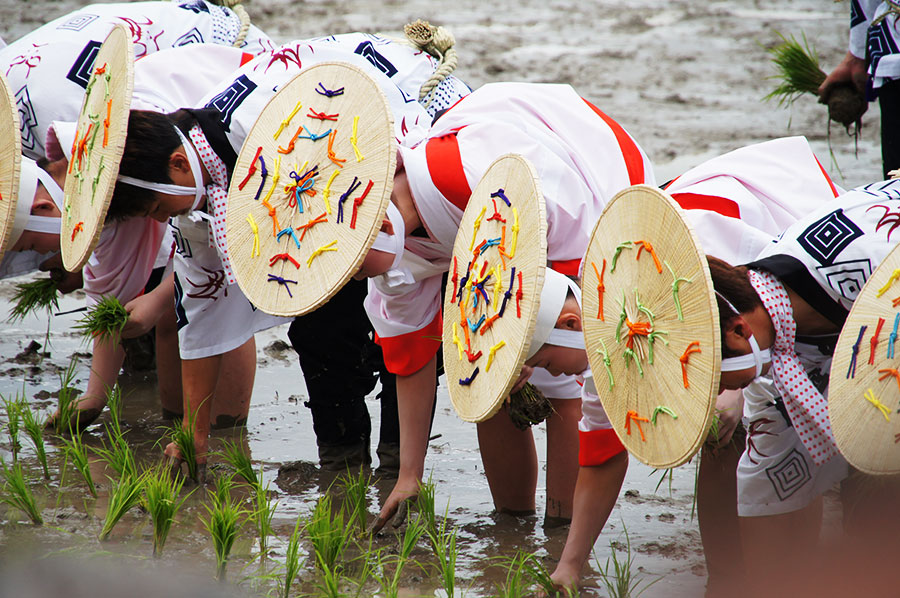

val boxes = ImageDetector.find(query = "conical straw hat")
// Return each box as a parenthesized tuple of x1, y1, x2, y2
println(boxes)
(60, 23, 134, 272)
(582, 185, 720, 468)
(226, 62, 395, 316)
(829, 241, 900, 475)
(0, 72, 21, 262)
(442, 154, 547, 423)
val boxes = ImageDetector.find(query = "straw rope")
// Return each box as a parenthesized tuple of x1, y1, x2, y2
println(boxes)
(403, 20, 459, 108)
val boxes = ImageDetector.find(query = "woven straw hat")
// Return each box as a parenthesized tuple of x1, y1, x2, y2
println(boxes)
(582, 185, 720, 468)
(0, 73, 21, 263)
(226, 62, 395, 316)
(60, 23, 134, 272)
(829, 242, 900, 474)
(442, 154, 547, 423)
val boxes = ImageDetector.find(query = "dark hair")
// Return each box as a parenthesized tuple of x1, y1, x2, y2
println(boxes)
(105, 109, 196, 222)
(706, 255, 763, 357)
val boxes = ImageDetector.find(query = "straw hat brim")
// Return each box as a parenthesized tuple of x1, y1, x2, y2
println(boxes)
(60, 23, 134, 272)
(443, 154, 547, 423)
(829, 241, 900, 475)
(226, 62, 396, 316)
(0, 73, 21, 261)
(582, 185, 720, 468)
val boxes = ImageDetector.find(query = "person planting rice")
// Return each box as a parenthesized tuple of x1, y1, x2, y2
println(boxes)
(525, 137, 842, 594)
(0, 0, 275, 430)
(102, 29, 471, 478)
(302, 80, 655, 529)
(819, 0, 900, 177)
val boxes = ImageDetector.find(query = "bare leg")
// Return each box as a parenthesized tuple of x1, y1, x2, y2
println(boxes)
(174, 352, 223, 464)
(155, 306, 183, 419)
(210, 337, 255, 428)
(697, 436, 746, 598)
(477, 407, 538, 514)
(545, 396, 581, 522)
(739, 498, 822, 596)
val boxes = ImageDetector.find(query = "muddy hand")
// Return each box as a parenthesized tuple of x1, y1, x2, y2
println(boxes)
(163, 442, 186, 480)
(369, 479, 419, 534)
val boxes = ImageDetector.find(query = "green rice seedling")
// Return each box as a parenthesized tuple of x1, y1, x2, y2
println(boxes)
(99, 471, 144, 540)
(595, 527, 659, 598)
(94, 425, 137, 479)
(427, 505, 458, 598)
(203, 475, 244, 581)
(313, 559, 346, 598)
(50, 356, 82, 435)
(375, 514, 426, 598)
(519, 551, 558, 596)
(650, 467, 674, 496)
(337, 468, 370, 533)
(60, 432, 97, 497)
(8, 278, 59, 352)
(7, 278, 59, 323)
(250, 473, 277, 560)
(493, 551, 531, 598)
(142, 464, 192, 557)
(19, 403, 49, 480)
(3, 395, 22, 462)
(216, 436, 257, 489)
(165, 401, 201, 481)
(282, 516, 304, 598)
(105, 384, 124, 440)
(764, 31, 866, 128)
(415, 473, 438, 539)
(306, 493, 351, 571)
(73, 295, 128, 344)
(0, 457, 43, 525)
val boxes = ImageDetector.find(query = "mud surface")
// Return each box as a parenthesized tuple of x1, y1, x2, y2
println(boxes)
(0, 0, 871, 595)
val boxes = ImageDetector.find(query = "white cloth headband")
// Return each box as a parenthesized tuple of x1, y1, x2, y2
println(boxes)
(715, 290, 771, 376)
(116, 125, 206, 212)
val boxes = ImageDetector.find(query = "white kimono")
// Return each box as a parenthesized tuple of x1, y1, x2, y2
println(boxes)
(0, 0, 273, 159)
(172, 33, 472, 359)
(579, 137, 844, 466)
(365, 82, 656, 378)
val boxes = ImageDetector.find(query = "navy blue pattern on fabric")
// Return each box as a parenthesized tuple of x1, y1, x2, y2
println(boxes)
(65, 40, 102, 88)
(203, 75, 257, 132)
(14, 84, 38, 152)
(796, 209, 864, 267)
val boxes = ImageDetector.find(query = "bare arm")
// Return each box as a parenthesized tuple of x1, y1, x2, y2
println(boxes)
(371, 354, 437, 532)
(551, 452, 629, 591)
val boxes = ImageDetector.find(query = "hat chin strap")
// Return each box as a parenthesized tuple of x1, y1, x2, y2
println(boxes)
(545, 327, 585, 350)
(720, 334, 771, 377)
(116, 126, 206, 212)
(373, 202, 416, 287)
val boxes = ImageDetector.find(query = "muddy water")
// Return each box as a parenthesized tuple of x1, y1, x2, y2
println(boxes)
(0, 282, 703, 596)
(0, 0, 878, 594)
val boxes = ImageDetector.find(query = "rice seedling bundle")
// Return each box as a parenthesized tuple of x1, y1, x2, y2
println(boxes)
(426, 504, 458, 598)
(60, 432, 97, 497)
(337, 468, 370, 533)
(376, 515, 426, 598)
(507, 383, 553, 431)
(282, 517, 304, 598)
(595, 527, 659, 598)
(306, 494, 350, 571)
(765, 32, 866, 128)
(3, 395, 22, 462)
(216, 437, 258, 489)
(50, 357, 83, 435)
(74, 295, 128, 344)
(99, 471, 144, 540)
(203, 475, 244, 581)
(251, 474, 277, 559)
(142, 465, 191, 557)
(7, 278, 59, 323)
(165, 404, 201, 481)
(0, 457, 43, 525)
(19, 404, 49, 480)
(94, 426, 137, 479)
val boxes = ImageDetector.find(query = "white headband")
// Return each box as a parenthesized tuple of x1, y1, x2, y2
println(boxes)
(116, 126, 206, 211)
(716, 291, 771, 377)
(370, 201, 406, 270)
(528, 268, 585, 358)
(10, 158, 65, 246)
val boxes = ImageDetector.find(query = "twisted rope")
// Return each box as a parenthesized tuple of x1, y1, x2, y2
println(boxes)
(404, 19, 459, 108)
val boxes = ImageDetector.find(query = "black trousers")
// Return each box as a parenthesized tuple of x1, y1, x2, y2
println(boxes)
(287, 278, 398, 449)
